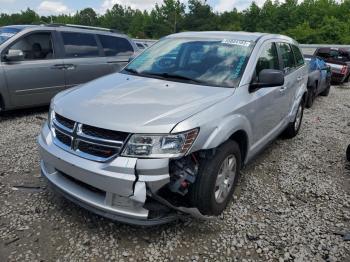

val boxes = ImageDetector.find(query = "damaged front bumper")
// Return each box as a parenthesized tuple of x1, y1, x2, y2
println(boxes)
(38, 124, 205, 225)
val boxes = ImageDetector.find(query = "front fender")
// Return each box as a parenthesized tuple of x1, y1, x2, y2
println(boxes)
(201, 114, 252, 150)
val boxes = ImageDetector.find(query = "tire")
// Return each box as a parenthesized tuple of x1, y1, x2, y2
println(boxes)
(306, 84, 316, 109)
(347, 145, 350, 161)
(190, 140, 241, 215)
(283, 100, 304, 139)
(320, 83, 330, 96)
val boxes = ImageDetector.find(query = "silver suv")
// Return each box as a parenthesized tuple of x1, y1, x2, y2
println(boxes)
(38, 32, 307, 225)
(0, 24, 137, 111)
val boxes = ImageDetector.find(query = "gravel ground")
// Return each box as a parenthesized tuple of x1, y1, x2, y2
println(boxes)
(0, 85, 350, 262)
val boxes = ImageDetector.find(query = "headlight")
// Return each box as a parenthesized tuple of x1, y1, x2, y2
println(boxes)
(47, 103, 55, 129)
(122, 128, 199, 158)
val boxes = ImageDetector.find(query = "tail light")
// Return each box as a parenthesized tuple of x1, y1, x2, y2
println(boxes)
(341, 66, 348, 75)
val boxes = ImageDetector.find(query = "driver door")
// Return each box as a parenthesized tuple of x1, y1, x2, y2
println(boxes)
(249, 42, 286, 144)
(2, 31, 66, 108)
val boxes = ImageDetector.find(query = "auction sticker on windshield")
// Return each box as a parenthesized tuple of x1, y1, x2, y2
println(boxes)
(221, 39, 251, 47)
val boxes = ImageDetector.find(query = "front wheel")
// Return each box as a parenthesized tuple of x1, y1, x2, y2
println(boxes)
(190, 140, 241, 215)
(283, 100, 304, 139)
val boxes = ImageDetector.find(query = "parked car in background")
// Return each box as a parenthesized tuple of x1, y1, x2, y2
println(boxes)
(0, 24, 137, 112)
(133, 41, 149, 50)
(314, 47, 350, 84)
(135, 42, 146, 50)
(38, 31, 307, 225)
(304, 55, 331, 108)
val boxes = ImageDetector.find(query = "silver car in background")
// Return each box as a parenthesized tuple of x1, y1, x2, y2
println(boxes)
(0, 24, 137, 112)
(38, 32, 307, 225)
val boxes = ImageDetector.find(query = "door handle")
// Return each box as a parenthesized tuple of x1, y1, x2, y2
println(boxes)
(279, 86, 287, 92)
(51, 64, 66, 70)
(297, 76, 303, 82)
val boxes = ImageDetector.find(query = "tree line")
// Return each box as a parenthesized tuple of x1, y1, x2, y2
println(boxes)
(1, 0, 350, 44)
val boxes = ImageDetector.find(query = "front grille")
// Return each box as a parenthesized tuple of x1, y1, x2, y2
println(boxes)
(78, 140, 118, 158)
(52, 113, 129, 162)
(55, 130, 71, 147)
(82, 124, 129, 141)
(55, 114, 75, 130)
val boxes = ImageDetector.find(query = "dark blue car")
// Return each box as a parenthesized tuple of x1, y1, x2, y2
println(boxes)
(304, 55, 332, 108)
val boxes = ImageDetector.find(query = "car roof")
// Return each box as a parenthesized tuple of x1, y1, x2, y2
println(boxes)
(166, 31, 296, 44)
(1, 24, 129, 38)
(2, 25, 36, 30)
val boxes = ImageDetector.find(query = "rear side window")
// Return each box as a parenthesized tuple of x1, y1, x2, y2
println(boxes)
(291, 45, 304, 67)
(255, 42, 280, 76)
(98, 35, 134, 56)
(62, 32, 99, 58)
(277, 43, 296, 71)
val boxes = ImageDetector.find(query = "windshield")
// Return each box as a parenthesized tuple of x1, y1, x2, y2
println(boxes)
(123, 37, 255, 88)
(0, 27, 21, 45)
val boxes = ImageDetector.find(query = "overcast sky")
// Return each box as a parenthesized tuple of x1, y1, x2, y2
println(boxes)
(0, 0, 267, 15)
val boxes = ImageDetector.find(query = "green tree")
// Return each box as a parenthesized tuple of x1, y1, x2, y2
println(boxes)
(184, 0, 218, 31)
(74, 8, 98, 26)
(285, 22, 320, 43)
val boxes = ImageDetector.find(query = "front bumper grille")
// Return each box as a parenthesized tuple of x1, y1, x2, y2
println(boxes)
(52, 113, 129, 162)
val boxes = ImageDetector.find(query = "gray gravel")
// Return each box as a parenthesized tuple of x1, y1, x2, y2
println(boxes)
(1, 85, 350, 261)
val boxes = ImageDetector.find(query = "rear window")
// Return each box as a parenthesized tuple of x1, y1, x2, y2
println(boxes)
(62, 32, 99, 58)
(291, 45, 304, 67)
(98, 35, 134, 56)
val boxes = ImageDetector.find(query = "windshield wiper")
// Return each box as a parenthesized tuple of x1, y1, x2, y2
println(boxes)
(143, 72, 202, 84)
(123, 68, 140, 75)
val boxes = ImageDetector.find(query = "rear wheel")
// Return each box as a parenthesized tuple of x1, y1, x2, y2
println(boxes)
(190, 140, 241, 215)
(306, 84, 316, 108)
(283, 100, 304, 139)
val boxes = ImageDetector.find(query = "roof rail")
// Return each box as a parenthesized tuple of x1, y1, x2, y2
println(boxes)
(42, 23, 123, 34)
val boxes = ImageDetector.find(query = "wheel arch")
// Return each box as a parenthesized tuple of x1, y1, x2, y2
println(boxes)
(229, 130, 249, 165)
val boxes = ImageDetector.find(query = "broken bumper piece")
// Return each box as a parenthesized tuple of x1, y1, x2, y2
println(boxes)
(38, 124, 208, 225)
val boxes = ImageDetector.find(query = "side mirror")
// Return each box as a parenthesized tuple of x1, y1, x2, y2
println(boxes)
(250, 69, 284, 91)
(4, 49, 24, 62)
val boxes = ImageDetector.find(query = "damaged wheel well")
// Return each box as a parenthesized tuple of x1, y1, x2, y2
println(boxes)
(229, 130, 248, 165)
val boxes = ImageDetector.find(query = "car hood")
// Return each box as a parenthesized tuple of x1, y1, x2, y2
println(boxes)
(53, 73, 234, 133)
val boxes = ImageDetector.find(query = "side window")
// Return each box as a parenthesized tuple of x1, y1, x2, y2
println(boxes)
(8, 32, 54, 60)
(62, 32, 99, 58)
(277, 43, 296, 71)
(255, 42, 280, 76)
(98, 35, 134, 56)
(291, 45, 304, 67)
